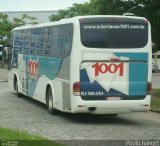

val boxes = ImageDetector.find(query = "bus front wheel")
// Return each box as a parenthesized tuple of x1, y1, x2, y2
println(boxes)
(46, 87, 58, 115)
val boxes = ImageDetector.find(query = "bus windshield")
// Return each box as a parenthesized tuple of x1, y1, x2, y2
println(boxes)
(80, 21, 148, 48)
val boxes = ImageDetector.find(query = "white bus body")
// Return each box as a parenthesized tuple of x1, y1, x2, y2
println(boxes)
(9, 15, 152, 114)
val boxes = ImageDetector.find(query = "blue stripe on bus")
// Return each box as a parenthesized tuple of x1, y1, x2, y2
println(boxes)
(23, 55, 63, 97)
(80, 68, 126, 96)
(115, 53, 148, 96)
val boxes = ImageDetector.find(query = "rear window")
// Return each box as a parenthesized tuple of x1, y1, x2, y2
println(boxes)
(80, 20, 148, 48)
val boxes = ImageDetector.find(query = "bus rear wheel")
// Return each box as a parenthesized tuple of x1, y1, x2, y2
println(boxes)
(46, 87, 58, 115)
(14, 78, 21, 97)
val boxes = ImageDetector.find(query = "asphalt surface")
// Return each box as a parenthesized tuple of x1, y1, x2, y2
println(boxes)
(0, 68, 8, 81)
(152, 72, 160, 89)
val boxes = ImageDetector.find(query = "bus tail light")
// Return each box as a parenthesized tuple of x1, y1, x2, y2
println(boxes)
(147, 82, 152, 92)
(73, 82, 80, 95)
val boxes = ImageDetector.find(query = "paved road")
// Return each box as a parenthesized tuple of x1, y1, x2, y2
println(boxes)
(0, 68, 8, 81)
(152, 72, 160, 89)
(0, 82, 160, 145)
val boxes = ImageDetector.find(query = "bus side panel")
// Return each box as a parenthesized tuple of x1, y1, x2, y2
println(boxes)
(17, 53, 71, 111)
(56, 56, 71, 111)
(17, 54, 63, 103)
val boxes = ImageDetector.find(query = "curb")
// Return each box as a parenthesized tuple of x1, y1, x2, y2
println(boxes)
(150, 108, 160, 113)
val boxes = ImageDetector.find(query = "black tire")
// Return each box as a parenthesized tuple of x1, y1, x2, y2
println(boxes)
(46, 88, 58, 115)
(14, 79, 21, 97)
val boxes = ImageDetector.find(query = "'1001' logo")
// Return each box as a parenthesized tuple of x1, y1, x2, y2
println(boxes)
(92, 62, 124, 77)
(28, 58, 39, 81)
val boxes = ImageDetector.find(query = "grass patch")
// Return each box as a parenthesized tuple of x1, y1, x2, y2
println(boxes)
(151, 88, 160, 95)
(0, 127, 64, 146)
(151, 89, 160, 110)
(151, 98, 160, 110)
(0, 127, 44, 140)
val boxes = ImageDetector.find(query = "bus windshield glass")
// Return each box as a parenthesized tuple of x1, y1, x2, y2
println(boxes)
(80, 21, 148, 48)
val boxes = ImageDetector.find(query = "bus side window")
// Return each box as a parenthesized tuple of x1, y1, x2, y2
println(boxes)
(61, 24, 73, 57)
(51, 24, 73, 58)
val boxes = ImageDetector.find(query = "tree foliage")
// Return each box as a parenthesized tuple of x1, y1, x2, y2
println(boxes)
(0, 13, 12, 45)
(132, 0, 160, 52)
(0, 13, 38, 45)
(49, 2, 96, 21)
(12, 14, 38, 27)
(49, 0, 160, 52)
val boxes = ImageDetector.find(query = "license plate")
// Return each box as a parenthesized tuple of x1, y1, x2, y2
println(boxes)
(107, 96, 121, 100)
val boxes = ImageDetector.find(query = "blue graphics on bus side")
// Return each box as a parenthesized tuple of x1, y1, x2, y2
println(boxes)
(80, 53, 148, 100)
(19, 54, 63, 97)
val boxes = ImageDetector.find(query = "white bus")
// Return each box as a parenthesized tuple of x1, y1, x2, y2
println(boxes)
(8, 15, 152, 115)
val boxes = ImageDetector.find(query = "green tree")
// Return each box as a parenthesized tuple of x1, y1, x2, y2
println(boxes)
(0, 13, 38, 46)
(90, 0, 117, 14)
(49, 9, 68, 21)
(132, 0, 160, 52)
(13, 14, 38, 27)
(0, 13, 13, 45)
(49, 2, 96, 21)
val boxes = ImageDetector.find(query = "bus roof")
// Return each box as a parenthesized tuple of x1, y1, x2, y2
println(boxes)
(12, 15, 148, 31)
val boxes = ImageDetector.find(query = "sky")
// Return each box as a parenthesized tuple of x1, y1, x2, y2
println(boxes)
(0, 0, 89, 12)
